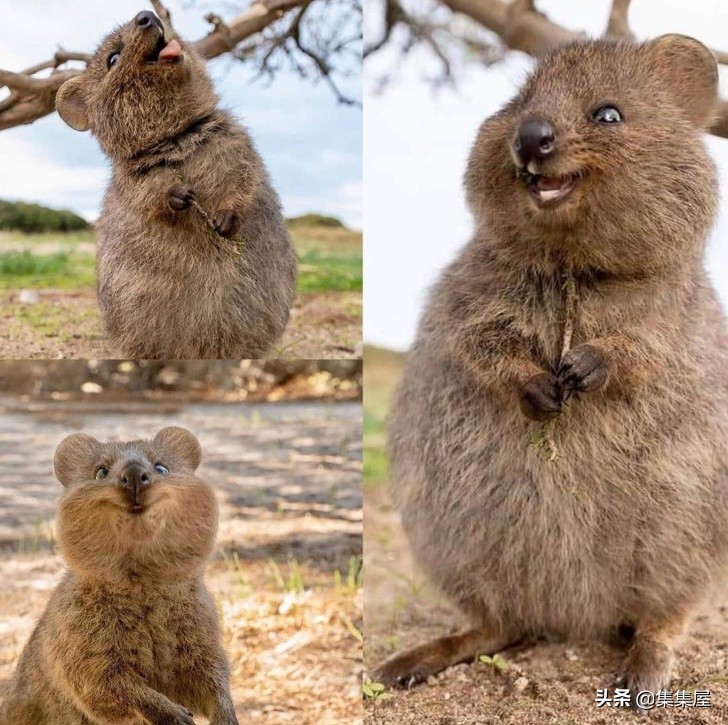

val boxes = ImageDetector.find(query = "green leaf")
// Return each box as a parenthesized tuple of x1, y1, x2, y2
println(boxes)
(479, 653, 507, 671)
(363, 681, 388, 699)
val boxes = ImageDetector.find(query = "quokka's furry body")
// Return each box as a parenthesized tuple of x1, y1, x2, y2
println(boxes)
(56, 12, 296, 359)
(0, 427, 238, 725)
(377, 35, 728, 702)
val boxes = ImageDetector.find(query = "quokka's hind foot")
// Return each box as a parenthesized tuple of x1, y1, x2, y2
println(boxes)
(371, 628, 518, 689)
(615, 637, 675, 716)
(614, 614, 688, 715)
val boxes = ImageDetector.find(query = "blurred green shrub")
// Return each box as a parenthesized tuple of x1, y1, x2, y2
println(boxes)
(0, 199, 90, 233)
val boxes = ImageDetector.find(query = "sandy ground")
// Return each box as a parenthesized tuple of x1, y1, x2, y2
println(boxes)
(0, 289, 361, 360)
(364, 485, 728, 725)
(0, 400, 362, 724)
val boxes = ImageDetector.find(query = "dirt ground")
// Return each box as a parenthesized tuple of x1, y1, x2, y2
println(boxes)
(0, 288, 361, 360)
(363, 485, 728, 724)
(0, 399, 362, 724)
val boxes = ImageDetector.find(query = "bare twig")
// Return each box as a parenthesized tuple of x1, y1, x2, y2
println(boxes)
(0, 69, 77, 93)
(606, 0, 634, 40)
(150, 0, 171, 24)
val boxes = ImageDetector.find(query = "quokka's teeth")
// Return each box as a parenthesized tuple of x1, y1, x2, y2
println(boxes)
(538, 189, 562, 201)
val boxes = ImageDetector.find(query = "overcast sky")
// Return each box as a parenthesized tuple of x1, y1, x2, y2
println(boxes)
(364, 0, 728, 350)
(0, 0, 362, 228)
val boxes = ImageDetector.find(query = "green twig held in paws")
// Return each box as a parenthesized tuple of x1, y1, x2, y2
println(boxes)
(530, 269, 578, 463)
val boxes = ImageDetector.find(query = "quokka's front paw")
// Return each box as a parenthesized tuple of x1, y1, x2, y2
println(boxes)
(213, 209, 242, 238)
(558, 344, 609, 394)
(156, 703, 196, 725)
(167, 184, 196, 212)
(520, 372, 563, 422)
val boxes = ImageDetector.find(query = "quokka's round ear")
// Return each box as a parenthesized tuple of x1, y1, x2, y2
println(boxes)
(54, 433, 100, 487)
(645, 34, 718, 128)
(153, 427, 202, 471)
(56, 75, 90, 132)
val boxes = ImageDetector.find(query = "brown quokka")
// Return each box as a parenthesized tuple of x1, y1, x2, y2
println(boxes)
(0, 427, 238, 725)
(55, 11, 297, 359)
(375, 35, 728, 712)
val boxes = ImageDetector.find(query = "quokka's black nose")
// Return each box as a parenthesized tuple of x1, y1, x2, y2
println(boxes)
(513, 119, 556, 167)
(120, 463, 150, 504)
(135, 11, 163, 33)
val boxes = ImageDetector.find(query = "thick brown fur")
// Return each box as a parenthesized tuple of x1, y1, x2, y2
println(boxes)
(0, 427, 238, 725)
(377, 36, 728, 707)
(56, 13, 297, 359)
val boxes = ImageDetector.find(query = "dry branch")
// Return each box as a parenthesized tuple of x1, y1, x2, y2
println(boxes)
(606, 0, 634, 40)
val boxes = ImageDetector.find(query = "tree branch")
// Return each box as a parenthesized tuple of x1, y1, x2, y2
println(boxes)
(193, 0, 306, 59)
(606, 0, 634, 40)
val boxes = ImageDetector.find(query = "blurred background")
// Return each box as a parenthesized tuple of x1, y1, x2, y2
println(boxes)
(0, 359, 362, 724)
(0, 0, 362, 359)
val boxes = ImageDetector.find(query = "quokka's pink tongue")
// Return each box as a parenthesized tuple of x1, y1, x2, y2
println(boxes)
(159, 39, 182, 62)
(536, 176, 566, 191)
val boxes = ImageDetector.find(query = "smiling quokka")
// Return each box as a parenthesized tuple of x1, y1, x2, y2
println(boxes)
(374, 35, 728, 712)
(55, 11, 297, 359)
(0, 427, 238, 725)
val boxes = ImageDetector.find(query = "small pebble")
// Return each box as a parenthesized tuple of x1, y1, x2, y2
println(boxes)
(81, 382, 103, 394)
(18, 289, 39, 305)
(513, 676, 529, 694)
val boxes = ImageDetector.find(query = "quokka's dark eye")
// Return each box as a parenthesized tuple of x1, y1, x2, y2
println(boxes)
(108, 52, 121, 69)
(95, 467, 109, 480)
(591, 105, 623, 124)
(154, 463, 169, 475)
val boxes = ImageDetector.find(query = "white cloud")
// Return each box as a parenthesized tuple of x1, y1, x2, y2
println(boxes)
(0, 135, 107, 215)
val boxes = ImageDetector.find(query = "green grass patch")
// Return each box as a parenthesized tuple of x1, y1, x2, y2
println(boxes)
(364, 410, 384, 436)
(0, 250, 95, 290)
(364, 443, 389, 486)
(0, 250, 70, 276)
(0, 225, 362, 296)
(297, 249, 362, 293)
(363, 346, 405, 487)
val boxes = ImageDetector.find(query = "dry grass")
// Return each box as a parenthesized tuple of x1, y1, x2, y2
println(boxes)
(0, 289, 361, 360)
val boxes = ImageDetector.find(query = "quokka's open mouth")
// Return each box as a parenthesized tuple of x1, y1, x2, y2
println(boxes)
(146, 35, 183, 64)
(520, 171, 578, 208)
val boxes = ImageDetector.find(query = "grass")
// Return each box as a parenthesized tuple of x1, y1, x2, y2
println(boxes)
(267, 556, 306, 594)
(0, 224, 362, 296)
(3, 301, 99, 338)
(334, 555, 363, 594)
(0, 250, 95, 290)
(363, 345, 405, 487)
(297, 249, 362, 293)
